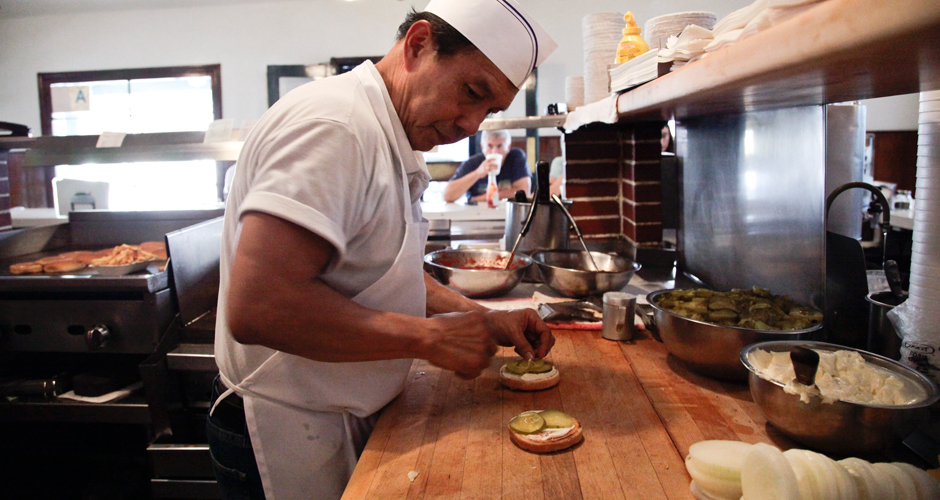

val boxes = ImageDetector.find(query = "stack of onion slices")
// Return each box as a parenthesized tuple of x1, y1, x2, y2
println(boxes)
(686, 440, 940, 500)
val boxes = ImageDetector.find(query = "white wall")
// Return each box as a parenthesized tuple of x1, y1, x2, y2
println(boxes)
(0, 0, 756, 136)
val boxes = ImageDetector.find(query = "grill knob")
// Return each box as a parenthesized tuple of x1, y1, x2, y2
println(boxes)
(86, 324, 111, 350)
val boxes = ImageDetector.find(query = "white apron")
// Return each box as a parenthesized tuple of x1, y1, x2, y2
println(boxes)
(212, 64, 430, 500)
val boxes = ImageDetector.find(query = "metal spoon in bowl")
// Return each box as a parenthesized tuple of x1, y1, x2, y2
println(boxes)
(550, 194, 598, 271)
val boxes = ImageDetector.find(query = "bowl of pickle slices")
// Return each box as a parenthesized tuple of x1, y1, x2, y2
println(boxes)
(646, 287, 824, 381)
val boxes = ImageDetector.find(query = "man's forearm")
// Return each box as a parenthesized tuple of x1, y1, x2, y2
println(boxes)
(425, 272, 487, 316)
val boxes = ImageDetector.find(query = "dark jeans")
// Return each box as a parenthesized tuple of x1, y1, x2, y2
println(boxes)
(206, 375, 266, 500)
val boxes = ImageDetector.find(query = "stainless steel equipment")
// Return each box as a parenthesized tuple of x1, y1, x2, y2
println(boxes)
(0, 209, 223, 353)
(504, 161, 571, 254)
(742, 340, 939, 456)
(646, 289, 823, 381)
(530, 250, 640, 298)
(424, 248, 532, 298)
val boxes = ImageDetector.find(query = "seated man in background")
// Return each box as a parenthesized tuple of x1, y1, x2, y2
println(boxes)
(443, 129, 531, 203)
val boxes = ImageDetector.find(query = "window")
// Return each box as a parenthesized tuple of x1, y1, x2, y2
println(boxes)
(37, 65, 224, 210)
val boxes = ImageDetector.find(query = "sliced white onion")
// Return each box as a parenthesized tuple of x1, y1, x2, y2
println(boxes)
(685, 440, 754, 500)
(687, 440, 754, 480)
(783, 449, 820, 500)
(839, 457, 885, 500)
(872, 462, 917, 500)
(686, 457, 743, 500)
(741, 443, 800, 500)
(891, 462, 940, 500)
(867, 460, 900, 499)
(802, 449, 858, 500)
(690, 480, 735, 500)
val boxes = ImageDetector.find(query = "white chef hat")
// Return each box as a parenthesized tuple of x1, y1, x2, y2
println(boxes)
(423, 0, 557, 89)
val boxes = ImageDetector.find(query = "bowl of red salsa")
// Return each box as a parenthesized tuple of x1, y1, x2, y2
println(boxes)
(424, 249, 533, 298)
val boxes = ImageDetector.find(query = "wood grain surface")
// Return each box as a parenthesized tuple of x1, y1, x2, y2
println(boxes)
(342, 328, 797, 500)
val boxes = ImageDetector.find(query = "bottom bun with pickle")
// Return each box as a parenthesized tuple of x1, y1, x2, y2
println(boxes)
(508, 409, 583, 453)
(499, 358, 560, 391)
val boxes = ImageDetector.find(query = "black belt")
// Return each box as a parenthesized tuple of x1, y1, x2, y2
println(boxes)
(212, 377, 247, 434)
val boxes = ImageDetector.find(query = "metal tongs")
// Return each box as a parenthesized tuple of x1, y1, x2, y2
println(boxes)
(503, 178, 541, 269)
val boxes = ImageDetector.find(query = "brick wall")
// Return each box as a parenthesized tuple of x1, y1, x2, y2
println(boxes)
(564, 122, 664, 247)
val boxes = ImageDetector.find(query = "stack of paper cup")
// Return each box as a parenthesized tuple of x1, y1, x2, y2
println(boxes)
(565, 75, 585, 110)
(582, 12, 623, 105)
(889, 89, 940, 384)
(644, 11, 717, 50)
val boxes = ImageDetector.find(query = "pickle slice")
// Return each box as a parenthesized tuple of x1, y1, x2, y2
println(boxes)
(505, 358, 553, 375)
(505, 360, 530, 375)
(538, 409, 575, 428)
(527, 359, 553, 373)
(509, 411, 545, 434)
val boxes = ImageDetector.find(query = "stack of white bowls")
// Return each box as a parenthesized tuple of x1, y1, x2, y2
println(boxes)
(565, 75, 584, 110)
(644, 11, 717, 50)
(582, 12, 623, 105)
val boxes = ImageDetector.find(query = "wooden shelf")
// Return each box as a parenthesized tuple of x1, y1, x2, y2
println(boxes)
(617, 0, 940, 121)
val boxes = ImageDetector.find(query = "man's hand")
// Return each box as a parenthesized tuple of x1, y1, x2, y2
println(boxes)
(421, 308, 554, 379)
(482, 309, 554, 360)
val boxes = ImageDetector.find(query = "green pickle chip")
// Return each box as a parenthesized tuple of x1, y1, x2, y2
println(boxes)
(509, 412, 545, 434)
(505, 360, 529, 375)
(528, 359, 553, 373)
(504, 359, 553, 375)
(538, 410, 575, 428)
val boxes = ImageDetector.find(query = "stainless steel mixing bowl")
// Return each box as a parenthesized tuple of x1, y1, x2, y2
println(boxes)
(530, 250, 641, 299)
(646, 289, 822, 381)
(424, 249, 533, 298)
(741, 340, 940, 455)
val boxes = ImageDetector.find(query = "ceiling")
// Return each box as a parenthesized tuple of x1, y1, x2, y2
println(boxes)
(0, 0, 345, 18)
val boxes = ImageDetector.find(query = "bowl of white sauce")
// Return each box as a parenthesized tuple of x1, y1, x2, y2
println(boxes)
(741, 340, 939, 455)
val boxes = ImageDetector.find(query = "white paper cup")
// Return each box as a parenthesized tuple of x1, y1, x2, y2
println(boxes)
(912, 195, 940, 211)
(910, 260, 940, 277)
(913, 238, 940, 255)
(912, 186, 939, 199)
(908, 283, 940, 301)
(918, 122, 940, 135)
(484, 153, 503, 176)
(922, 101, 940, 113)
(920, 111, 940, 124)
(918, 144, 940, 158)
(917, 156, 940, 168)
(913, 249, 940, 268)
(909, 286, 940, 303)
(919, 133, 940, 146)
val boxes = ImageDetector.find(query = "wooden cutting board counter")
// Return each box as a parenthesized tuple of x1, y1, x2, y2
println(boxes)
(342, 328, 800, 500)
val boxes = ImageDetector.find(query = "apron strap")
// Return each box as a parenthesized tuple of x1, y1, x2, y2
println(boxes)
(209, 375, 238, 417)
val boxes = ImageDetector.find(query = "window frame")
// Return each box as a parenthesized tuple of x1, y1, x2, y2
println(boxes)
(37, 64, 223, 136)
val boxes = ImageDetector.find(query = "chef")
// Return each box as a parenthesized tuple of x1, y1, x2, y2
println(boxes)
(209, 1, 558, 499)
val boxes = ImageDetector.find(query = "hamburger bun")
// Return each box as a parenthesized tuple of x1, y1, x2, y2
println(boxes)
(42, 259, 87, 274)
(139, 241, 167, 260)
(499, 358, 559, 391)
(508, 410, 583, 453)
(10, 262, 43, 275)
